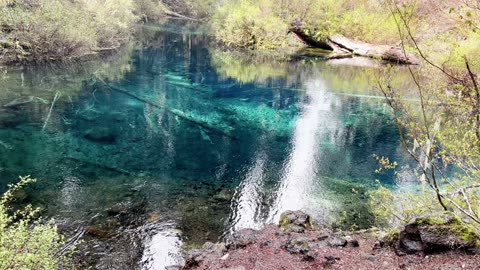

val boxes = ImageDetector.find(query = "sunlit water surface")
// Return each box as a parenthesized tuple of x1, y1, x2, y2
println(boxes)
(0, 25, 412, 269)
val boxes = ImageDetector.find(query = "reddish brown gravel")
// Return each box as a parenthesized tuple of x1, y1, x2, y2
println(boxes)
(187, 225, 480, 270)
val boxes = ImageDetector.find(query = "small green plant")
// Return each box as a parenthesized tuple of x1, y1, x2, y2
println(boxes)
(0, 176, 73, 270)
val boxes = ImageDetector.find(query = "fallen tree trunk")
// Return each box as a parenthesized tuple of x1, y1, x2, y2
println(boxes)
(289, 18, 333, 50)
(327, 34, 419, 64)
(288, 19, 419, 65)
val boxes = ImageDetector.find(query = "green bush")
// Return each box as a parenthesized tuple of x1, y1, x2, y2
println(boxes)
(211, 1, 288, 50)
(210, 0, 404, 50)
(0, 176, 72, 270)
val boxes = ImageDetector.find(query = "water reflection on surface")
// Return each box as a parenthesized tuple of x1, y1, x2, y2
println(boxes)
(0, 24, 412, 269)
(269, 79, 332, 222)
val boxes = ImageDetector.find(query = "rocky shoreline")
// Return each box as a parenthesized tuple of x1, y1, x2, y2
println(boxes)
(178, 211, 480, 270)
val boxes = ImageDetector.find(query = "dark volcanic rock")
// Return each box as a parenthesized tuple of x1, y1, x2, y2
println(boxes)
(279, 210, 314, 233)
(226, 229, 258, 249)
(283, 236, 318, 261)
(328, 236, 348, 247)
(345, 236, 360, 247)
(284, 236, 311, 254)
(184, 249, 205, 267)
(398, 212, 480, 254)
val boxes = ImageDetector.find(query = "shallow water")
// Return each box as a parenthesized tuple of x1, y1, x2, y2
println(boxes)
(0, 25, 412, 269)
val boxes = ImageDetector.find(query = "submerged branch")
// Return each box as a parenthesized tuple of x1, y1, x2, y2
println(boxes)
(96, 79, 237, 140)
(42, 91, 61, 132)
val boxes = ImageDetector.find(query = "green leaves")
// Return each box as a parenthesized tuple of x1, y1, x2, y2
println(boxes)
(0, 176, 73, 270)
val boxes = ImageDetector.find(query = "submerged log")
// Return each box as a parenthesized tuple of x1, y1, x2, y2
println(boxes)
(288, 19, 419, 65)
(96, 80, 238, 140)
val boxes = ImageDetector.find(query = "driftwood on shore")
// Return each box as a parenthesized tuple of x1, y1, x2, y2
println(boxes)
(289, 19, 419, 65)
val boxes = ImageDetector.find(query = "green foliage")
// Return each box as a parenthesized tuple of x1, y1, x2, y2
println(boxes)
(370, 1, 480, 231)
(134, 0, 169, 21)
(0, 0, 137, 61)
(210, 0, 405, 50)
(368, 181, 443, 227)
(211, 1, 288, 50)
(0, 176, 72, 269)
(163, 0, 217, 20)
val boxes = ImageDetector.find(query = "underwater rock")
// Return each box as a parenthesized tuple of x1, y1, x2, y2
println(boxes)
(84, 127, 117, 143)
(145, 212, 162, 224)
(165, 266, 182, 270)
(279, 210, 314, 233)
(12, 189, 27, 201)
(213, 189, 234, 202)
(85, 226, 111, 238)
(397, 212, 480, 254)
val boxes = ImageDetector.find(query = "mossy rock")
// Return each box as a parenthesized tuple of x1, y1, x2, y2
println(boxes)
(279, 210, 314, 233)
(399, 212, 480, 254)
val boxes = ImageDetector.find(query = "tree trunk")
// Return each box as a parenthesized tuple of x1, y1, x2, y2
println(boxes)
(288, 19, 419, 65)
(327, 34, 419, 65)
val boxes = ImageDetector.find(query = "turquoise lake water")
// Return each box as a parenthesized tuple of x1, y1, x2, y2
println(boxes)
(0, 25, 412, 269)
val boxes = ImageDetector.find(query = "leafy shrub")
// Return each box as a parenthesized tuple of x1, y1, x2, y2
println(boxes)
(211, 1, 288, 50)
(0, 176, 72, 270)
(134, 0, 169, 21)
(369, 1, 480, 232)
(162, 0, 218, 20)
(210, 0, 404, 50)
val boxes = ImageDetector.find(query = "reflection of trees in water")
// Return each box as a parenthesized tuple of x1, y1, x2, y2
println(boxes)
(0, 44, 135, 129)
(209, 48, 414, 98)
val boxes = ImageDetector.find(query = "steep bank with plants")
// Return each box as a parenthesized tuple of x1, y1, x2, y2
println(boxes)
(209, 0, 478, 65)
(210, 0, 401, 51)
(0, 0, 214, 63)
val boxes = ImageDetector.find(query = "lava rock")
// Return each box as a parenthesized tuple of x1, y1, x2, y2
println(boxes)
(398, 212, 480, 254)
(344, 236, 360, 247)
(226, 229, 258, 249)
(202, 242, 226, 256)
(284, 237, 312, 254)
(279, 210, 314, 232)
(328, 236, 347, 247)
(360, 252, 376, 262)
(184, 249, 205, 267)
(219, 266, 246, 270)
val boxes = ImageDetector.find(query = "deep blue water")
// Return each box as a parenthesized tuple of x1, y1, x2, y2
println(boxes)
(0, 26, 410, 269)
